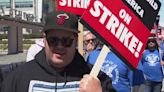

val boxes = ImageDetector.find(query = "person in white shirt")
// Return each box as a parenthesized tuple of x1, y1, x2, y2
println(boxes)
(26, 39, 44, 62)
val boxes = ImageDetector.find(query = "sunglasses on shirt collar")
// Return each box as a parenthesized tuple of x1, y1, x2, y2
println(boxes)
(46, 36, 75, 47)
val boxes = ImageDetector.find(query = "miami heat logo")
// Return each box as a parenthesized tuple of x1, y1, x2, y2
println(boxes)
(57, 13, 69, 25)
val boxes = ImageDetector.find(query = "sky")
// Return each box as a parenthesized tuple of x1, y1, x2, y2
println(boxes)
(159, 0, 164, 27)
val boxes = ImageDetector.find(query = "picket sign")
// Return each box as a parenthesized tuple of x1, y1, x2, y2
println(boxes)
(90, 45, 110, 78)
(57, 0, 161, 77)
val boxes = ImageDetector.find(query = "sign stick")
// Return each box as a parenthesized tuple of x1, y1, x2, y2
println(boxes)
(78, 21, 84, 56)
(90, 45, 110, 78)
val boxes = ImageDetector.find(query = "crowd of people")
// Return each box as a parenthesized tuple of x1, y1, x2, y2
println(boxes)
(82, 27, 164, 92)
(84, 31, 164, 92)
(0, 10, 164, 92)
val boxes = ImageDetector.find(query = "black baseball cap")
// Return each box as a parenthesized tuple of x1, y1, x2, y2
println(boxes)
(43, 11, 79, 33)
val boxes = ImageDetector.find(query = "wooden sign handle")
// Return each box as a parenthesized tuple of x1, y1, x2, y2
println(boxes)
(90, 45, 110, 78)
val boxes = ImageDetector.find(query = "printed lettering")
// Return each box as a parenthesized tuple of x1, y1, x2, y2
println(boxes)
(119, 9, 132, 25)
(89, 0, 103, 17)
(59, 0, 90, 9)
(89, 0, 143, 58)
(146, 0, 158, 10)
(125, 0, 144, 18)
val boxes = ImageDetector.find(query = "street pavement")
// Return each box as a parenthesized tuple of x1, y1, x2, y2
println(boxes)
(0, 51, 27, 64)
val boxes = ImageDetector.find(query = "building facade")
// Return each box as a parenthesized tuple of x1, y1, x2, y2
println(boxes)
(0, 0, 42, 22)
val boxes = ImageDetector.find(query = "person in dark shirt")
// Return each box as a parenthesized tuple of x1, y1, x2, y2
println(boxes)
(1, 11, 115, 92)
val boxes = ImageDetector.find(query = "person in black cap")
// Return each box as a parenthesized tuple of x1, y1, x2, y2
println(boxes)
(1, 11, 115, 92)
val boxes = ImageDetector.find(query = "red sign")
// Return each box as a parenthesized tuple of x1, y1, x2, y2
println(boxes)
(80, 0, 151, 68)
(57, 0, 90, 15)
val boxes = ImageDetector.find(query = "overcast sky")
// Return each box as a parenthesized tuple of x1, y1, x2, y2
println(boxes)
(159, 0, 164, 27)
